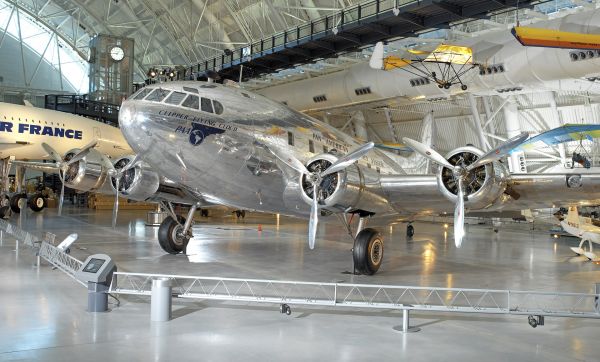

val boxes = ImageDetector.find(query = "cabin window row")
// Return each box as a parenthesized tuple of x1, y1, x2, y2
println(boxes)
(132, 88, 223, 115)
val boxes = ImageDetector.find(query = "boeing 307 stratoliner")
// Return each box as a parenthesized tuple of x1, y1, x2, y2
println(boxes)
(70, 81, 600, 275)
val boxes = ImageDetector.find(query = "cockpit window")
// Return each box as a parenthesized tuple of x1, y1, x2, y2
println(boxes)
(201, 97, 213, 113)
(182, 95, 199, 109)
(145, 88, 170, 102)
(133, 88, 151, 100)
(183, 86, 198, 94)
(212, 100, 223, 115)
(164, 91, 186, 105)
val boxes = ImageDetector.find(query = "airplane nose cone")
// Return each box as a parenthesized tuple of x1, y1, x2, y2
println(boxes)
(118, 101, 146, 153)
(119, 101, 136, 129)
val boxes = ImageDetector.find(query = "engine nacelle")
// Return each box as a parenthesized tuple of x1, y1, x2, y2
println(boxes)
(63, 148, 109, 192)
(436, 146, 510, 210)
(111, 156, 189, 204)
(299, 153, 390, 215)
(110, 156, 159, 201)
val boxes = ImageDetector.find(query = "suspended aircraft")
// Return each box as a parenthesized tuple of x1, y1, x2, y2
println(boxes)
(511, 26, 600, 50)
(0, 102, 131, 215)
(257, 8, 600, 114)
(560, 206, 600, 262)
(369, 42, 479, 90)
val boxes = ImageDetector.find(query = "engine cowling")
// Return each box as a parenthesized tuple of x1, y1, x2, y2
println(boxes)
(436, 146, 510, 210)
(63, 148, 109, 192)
(110, 156, 159, 201)
(299, 153, 390, 215)
(110, 156, 189, 203)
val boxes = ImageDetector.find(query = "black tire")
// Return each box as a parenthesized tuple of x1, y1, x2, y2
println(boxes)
(0, 206, 9, 218)
(9, 193, 26, 214)
(28, 194, 45, 212)
(201, 209, 208, 217)
(406, 224, 415, 238)
(240, 210, 246, 218)
(235, 210, 241, 218)
(353, 228, 384, 275)
(157, 216, 187, 254)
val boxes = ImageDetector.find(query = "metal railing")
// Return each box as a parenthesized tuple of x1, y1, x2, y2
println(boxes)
(37, 242, 85, 286)
(0, 219, 85, 286)
(110, 272, 600, 319)
(1, 218, 598, 321)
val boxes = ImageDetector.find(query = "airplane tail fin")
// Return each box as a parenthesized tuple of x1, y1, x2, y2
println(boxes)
(565, 206, 580, 224)
(369, 42, 385, 70)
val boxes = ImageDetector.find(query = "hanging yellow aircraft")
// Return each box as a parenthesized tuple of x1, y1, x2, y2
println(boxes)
(511, 26, 600, 50)
(369, 42, 478, 90)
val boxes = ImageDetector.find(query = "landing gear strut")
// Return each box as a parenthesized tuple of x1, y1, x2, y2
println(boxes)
(406, 223, 414, 238)
(157, 203, 198, 254)
(352, 216, 384, 275)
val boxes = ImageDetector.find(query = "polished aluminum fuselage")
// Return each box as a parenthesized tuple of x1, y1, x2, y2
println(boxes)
(120, 81, 600, 221)
(120, 82, 407, 218)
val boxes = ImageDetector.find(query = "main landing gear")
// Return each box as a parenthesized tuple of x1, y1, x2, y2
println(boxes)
(351, 215, 384, 275)
(8, 193, 46, 214)
(157, 202, 198, 254)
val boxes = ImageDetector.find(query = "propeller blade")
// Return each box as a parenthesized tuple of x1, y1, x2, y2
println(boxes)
(66, 140, 98, 165)
(112, 177, 119, 228)
(402, 137, 455, 170)
(270, 147, 310, 175)
(308, 184, 319, 249)
(454, 178, 465, 248)
(99, 154, 116, 176)
(58, 176, 65, 217)
(42, 143, 63, 164)
(321, 142, 375, 177)
(466, 132, 529, 171)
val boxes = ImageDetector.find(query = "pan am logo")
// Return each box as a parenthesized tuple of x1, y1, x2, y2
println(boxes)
(189, 122, 225, 146)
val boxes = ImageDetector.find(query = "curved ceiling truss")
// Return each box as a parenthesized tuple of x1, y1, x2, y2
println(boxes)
(9, 0, 360, 83)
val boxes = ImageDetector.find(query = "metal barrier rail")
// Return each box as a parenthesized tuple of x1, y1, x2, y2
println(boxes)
(37, 242, 85, 287)
(0, 219, 39, 247)
(0, 219, 85, 286)
(110, 272, 600, 319)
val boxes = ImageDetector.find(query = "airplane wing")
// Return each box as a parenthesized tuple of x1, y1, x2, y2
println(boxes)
(514, 124, 600, 151)
(512, 26, 600, 50)
(374, 142, 413, 153)
(379, 172, 600, 218)
(11, 160, 59, 174)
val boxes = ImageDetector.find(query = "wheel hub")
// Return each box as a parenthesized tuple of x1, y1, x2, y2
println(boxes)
(171, 224, 187, 246)
(370, 239, 383, 265)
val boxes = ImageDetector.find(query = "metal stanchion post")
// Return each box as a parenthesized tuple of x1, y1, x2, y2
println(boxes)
(393, 309, 421, 333)
(151, 278, 172, 322)
(595, 283, 600, 314)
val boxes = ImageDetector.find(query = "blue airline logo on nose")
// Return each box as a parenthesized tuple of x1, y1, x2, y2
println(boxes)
(188, 122, 225, 146)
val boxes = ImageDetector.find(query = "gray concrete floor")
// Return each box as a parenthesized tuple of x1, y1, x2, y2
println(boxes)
(0, 207, 599, 361)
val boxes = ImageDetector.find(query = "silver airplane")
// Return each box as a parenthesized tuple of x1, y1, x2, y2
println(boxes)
(23, 81, 600, 275)
(106, 81, 600, 275)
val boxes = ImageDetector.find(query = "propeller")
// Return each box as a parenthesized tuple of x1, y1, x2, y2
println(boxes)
(272, 142, 374, 249)
(465, 132, 529, 171)
(42, 141, 97, 216)
(402, 132, 529, 248)
(100, 154, 142, 228)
